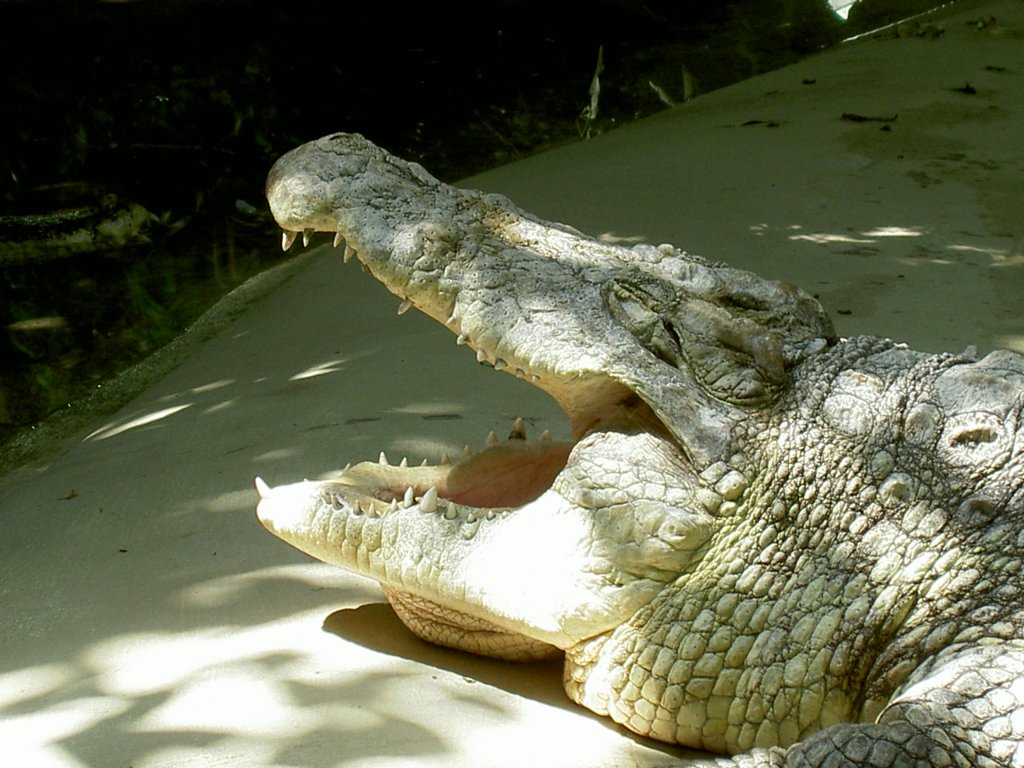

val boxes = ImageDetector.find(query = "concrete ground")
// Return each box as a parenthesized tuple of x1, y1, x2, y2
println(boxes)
(2, 1, 1022, 765)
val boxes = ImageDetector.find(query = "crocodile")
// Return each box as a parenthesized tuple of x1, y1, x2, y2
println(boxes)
(257, 132, 1024, 766)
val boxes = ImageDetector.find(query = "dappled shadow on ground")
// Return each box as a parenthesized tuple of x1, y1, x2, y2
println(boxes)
(0, 564, 451, 767)
(0, 558, 685, 767)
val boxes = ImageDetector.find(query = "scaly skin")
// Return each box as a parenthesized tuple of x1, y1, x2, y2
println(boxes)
(258, 133, 1024, 766)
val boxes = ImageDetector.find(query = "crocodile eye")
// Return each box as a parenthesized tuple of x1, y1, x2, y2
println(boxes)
(603, 277, 792, 407)
(604, 280, 683, 367)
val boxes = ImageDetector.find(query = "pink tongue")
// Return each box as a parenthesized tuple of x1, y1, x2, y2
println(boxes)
(444, 440, 573, 508)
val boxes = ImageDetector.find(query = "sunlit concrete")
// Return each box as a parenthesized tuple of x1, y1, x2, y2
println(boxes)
(2, 1, 1022, 765)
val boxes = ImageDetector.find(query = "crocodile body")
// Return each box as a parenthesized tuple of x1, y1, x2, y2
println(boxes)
(257, 133, 1024, 766)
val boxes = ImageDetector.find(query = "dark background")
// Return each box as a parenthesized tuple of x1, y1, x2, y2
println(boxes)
(0, 0, 943, 451)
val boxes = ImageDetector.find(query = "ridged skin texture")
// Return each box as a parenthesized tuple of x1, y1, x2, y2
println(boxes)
(565, 339, 1024, 765)
(262, 134, 1024, 766)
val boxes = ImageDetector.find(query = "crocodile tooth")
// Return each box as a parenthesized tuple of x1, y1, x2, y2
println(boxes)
(353, 500, 364, 516)
(399, 457, 409, 468)
(494, 358, 508, 370)
(444, 505, 458, 520)
(281, 231, 298, 251)
(485, 510, 496, 521)
(440, 451, 451, 465)
(342, 463, 352, 473)
(420, 486, 438, 513)
(333, 232, 344, 248)
(254, 476, 272, 499)
(509, 418, 527, 440)
(486, 430, 499, 446)
(539, 430, 552, 442)
(457, 333, 469, 345)
(389, 498, 399, 512)
(420, 458, 429, 466)
(343, 244, 356, 263)
(302, 228, 313, 247)
(463, 445, 472, 459)
(446, 312, 460, 327)
(397, 299, 413, 315)
(379, 452, 389, 465)
(403, 486, 415, 508)
(476, 348, 488, 362)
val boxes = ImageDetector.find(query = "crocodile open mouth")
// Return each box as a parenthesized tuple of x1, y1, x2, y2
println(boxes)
(255, 226, 666, 518)
(257, 417, 575, 519)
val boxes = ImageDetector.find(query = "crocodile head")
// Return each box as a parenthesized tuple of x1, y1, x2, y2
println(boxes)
(258, 132, 835, 661)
